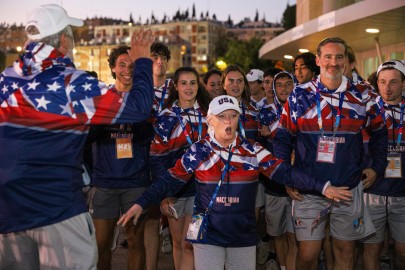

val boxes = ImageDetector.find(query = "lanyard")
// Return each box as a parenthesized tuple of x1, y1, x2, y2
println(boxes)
(175, 109, 202, 145)
(379, 98, 405, 146)
(158, 79, 169, 113)
(206, 148, 233, 214)
(315, 88, 344, 135)
(238, 102, 246, 137)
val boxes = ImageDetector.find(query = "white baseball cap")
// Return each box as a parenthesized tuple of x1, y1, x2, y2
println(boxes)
(25, 4, 83, 40)
(377, 60, 405, 77)
(208, 95, 241, 115)
(246, 69, 264, 82)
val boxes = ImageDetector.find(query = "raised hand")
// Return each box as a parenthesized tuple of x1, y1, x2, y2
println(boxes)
(127, 28, 155, 62)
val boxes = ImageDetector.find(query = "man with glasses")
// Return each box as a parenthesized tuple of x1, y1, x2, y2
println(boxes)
(273, 37, 388, 269)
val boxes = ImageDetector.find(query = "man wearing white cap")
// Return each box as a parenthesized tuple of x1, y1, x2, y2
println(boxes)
(362, 60, 405, 270)
(0, 4, 155, 269)
(117, 96, 352, 270)
(247, 68, 266, 110)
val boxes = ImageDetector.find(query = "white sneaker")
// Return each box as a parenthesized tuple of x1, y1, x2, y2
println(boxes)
(162, 235, 172, 254)
(257, 240, 270, 265)
(110, 226, 120, 252)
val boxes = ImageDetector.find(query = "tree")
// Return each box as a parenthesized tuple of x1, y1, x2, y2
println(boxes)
(281, 4, 296, 31)
(192, 4, 196, 19)
(129, 13, 134, 24)
(254, 9, 259, 22)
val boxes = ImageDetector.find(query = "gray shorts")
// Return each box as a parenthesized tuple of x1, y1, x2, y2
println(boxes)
(173, 196, 195, 217)
(89, 187, 146, 219)
(0, 213, 97, 270)
(292, 182, 375, 241)
(255, 182, 265, 208)
(265, 194, 293, 236)
(362, 193, 405, 244)
(193, 244, 256, 270)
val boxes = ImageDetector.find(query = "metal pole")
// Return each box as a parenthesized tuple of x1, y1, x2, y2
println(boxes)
(374, 36, 383, 65)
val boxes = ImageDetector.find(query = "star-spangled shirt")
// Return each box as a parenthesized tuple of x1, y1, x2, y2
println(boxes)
(135, 132, 325, 247)
(274, 75, 387, 193)
(0, 42, 154, 233)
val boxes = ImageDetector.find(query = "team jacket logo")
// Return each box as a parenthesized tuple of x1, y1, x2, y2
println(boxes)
(216, 196, 239, 206)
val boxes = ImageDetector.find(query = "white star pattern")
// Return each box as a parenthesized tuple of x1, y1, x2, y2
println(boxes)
(187, 154, 197, 162)
(0, 77, 4, 83)
(292, 110, 298, 121)
(27, 80, 40, 90)
(82, 82, 92, 91)
(86, 76, 96, 80)
(163, 136, 168, 142)
(35, 95, 51, 110)
(66, 84, 76, 96)
(11, 82, 19, 90)
(59, 103, 73, 116)
(47, 81, 61, 92)
(291, 95, 297, 104)
(1, 85, 8, 94)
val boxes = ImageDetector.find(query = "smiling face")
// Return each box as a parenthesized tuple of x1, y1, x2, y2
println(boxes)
(274, 76, 294, 104)
(208, 109, 240, 147)
(378, 69, 405, 105)
(206, 73, 222, 98)
(223, 71, 245, 101)
(112, 54, 134, 90)
(176, 72, 199, 106)
(316, 42, 346, 81)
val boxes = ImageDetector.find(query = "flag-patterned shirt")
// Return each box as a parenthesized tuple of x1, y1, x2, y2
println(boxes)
(136, 132, 324, 247)
(150, 101, 208, 197)
(0, 42, 153, 233)
(274, 75, 387, 194)
(364, 96, 405, 196)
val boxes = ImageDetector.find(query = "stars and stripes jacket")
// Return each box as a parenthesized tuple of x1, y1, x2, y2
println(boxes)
(136, 131, 326, 247)
(0, 42, 153, 233)
(363, 96, 405, 196)
(274, 75, 387, 194)
(150, 101, 208, 197)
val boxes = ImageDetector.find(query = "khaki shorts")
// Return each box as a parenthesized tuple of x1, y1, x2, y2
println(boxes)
(292, 182, 375, 241)
(265, 194, 293, 236)
(89, 187, 146, 219)
(0, 213, 97, 270)
(362, 193, 405, 244)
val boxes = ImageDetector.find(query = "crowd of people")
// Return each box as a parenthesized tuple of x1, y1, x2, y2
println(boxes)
(1, 3, 405, 270)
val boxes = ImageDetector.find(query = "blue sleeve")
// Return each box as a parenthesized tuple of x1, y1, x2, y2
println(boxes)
(271, 162, 325, 193)
(367, 126, 388, 176)
(135, 171, 186, 209)
(273, 127, 294, 162)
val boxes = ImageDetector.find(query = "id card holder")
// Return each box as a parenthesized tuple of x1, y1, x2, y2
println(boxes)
(385, 153, 402, 178)
(116, 137, 133, 159)
(316, 136, 336, 164)
(186, 214, 204, 241)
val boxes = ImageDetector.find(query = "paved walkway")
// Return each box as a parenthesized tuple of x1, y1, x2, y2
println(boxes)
(111, 227, 175, 270)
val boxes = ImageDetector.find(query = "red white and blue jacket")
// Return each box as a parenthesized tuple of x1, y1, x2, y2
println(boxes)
(274, 76, 387, 194)
(258, 98, 288, 196)
(239, 100, 259, 141)
(364, 96, 405, 196)
(0, 42, 153, 233)
(150, 101, 208, 197)
(136, 131, 325, 247)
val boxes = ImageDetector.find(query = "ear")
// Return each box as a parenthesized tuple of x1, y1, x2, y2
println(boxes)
(59, 33, 70, 55)
(316, 55, 320, 67)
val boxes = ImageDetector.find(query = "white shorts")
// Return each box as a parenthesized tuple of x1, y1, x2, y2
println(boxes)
(265, 194, 293, 236)
(292, 182, 375, 241)
(362, 193, 405, 244)
(0, 213, 97, 270)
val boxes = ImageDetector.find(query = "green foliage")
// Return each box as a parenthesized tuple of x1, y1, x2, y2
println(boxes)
(221, 37, 274, 72)
(0, 51, 5, 72)
(281, 4, 296, 31)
